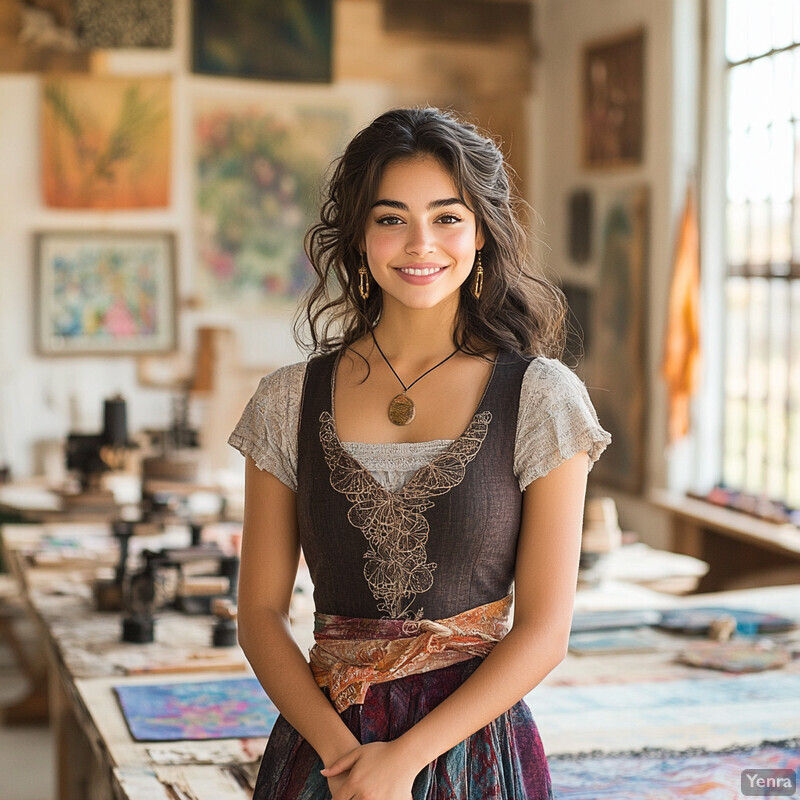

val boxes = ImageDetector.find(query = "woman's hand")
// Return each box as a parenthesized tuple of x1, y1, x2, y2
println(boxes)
(322, 741, 420, 800)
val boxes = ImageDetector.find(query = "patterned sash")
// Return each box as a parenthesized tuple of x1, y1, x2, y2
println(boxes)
(309, 594, 512, 712)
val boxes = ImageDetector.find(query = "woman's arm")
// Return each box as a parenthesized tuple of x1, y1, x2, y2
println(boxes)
(238, 458, 361, 769)
(324, 451, 588, 799)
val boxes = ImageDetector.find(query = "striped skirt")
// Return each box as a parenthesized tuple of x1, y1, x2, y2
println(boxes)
(251, 656, 553, 799)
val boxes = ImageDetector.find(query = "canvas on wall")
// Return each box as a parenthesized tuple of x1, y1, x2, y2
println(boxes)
(41, 75, 171, 209)
(193, 90, 353, 308)
(582, 28, 645, 169)
(192, 0, 332, 83)
(35, 231, 176, 355)
(585, 186, 648, 493)
(74, 0, 173, 48)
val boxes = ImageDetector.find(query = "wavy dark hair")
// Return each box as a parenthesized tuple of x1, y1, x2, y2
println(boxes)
(296, 107, 566, 359)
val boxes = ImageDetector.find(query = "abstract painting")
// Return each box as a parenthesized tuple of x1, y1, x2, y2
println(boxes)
(194, 90, 351, 307)
(41, 76, 171, 208)
(35, 231, 176, 355)
(192, 0, 332, 83)
(550, 742, 800, 799)
(115, 677, 279, 741)
(582, 28, 645, 168)
(585, 185, 648, 493)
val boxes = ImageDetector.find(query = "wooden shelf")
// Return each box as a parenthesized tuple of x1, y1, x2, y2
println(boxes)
(649, 489, 800, 592)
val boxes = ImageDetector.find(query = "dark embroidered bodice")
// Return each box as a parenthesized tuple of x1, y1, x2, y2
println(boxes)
(296, 351, 531, 620)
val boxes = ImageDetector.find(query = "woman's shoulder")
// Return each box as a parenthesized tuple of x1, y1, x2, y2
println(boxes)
(251, 361, 308, 402)
(520, 356, 592, 402)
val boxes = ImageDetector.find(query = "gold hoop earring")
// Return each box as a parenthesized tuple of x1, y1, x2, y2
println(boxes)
(471, 250, 484, 300)
(358, 254, 370, 300)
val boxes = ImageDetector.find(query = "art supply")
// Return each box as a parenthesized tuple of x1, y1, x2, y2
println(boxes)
(211, 597, 238, 648)
(568, 627, 664, 656)
(570, 609, 662, 633)
(676, 640, 791, 673)
(656, 607, 797, 635)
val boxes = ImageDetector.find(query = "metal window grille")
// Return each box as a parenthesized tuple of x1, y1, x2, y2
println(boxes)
(722, 0, 800, 509)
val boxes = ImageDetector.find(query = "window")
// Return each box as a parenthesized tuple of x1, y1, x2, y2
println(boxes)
(722, 0, 800, 509)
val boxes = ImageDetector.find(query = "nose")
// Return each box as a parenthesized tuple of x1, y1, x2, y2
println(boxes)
(404, 221, 436, 256)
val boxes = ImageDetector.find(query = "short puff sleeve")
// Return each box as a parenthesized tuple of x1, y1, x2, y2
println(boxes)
(515, 358, 611, 490)
(227, 362, 307, 492)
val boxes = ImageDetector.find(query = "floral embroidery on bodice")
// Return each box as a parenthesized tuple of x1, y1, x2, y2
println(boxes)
(318, 411, 493, 619)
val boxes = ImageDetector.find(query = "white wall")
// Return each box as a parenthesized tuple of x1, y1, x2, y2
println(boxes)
(0, 0, 339, 478)
(535, 0, 702, 547)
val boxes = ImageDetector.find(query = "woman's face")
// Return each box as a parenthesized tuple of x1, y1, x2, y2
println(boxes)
(361, 155, 484, 312)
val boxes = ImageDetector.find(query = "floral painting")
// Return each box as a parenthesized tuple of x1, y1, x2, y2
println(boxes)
(35, 232, 176, 355)
(41, 76, 171, 208)
(194, 97, 350, 306)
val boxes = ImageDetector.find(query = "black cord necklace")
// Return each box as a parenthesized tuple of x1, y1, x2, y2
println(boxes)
(370, 329, 460, 426)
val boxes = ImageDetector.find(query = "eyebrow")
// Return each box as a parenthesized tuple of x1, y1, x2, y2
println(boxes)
(371, 197, 466, 211)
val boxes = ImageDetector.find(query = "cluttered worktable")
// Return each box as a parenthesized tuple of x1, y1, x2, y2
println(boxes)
(3, 521, 800, 800)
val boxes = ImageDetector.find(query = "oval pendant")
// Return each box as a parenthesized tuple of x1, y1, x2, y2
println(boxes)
(388, 394, 415, 426)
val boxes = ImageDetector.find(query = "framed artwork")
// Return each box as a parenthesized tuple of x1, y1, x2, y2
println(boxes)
(585, 186, 648, 493)
(74, 0, 173, 48)
(193, 84, 365, 308)
(41, 75, 171, 208)
(35, 231, 177, 356)
(582, 28, 645, 168)
(192, 0, 332, 83)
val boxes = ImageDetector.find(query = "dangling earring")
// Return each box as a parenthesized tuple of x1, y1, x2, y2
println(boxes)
(471, 250, 484, 299)
(358, 253, 370, 300)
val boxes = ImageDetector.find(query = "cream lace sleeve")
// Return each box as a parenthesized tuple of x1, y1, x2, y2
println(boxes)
(227, 362, 307, 492)
(514, 358, 611, 491)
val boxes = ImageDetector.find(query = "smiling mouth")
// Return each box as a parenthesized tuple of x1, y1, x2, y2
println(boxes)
(396, 266, 446, 276)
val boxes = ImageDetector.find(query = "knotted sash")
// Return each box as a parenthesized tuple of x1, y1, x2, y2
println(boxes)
(309, 594, 512, 712)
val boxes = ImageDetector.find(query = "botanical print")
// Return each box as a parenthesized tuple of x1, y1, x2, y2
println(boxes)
(194, 98, 349, 306)
(41, 76, 171, 208)
(36, 232, 175, 355)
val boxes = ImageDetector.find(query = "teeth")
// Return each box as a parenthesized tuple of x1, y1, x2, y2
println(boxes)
(399, 267, 442, 276)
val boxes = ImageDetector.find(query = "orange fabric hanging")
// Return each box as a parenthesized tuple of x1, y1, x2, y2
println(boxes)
(662, 181, 702, 442)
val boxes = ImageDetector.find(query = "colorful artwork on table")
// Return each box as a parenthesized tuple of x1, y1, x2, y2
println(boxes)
(194, 94, 350, 306)
(192, 0, 332, 82)
(74, 0, 173, 48)
(550, 742, 800, 799)
(41, 76, 171, 208)
(35, 231, 176, 355)
(114, 678, 279, 741)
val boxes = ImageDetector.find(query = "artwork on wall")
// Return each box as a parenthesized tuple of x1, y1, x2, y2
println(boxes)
(0, 0, 91, 72)
(584, 186, 648, 493)
(561, 283, 593, 371)
(74, 0, 173, 48)
(193, 86, 355, 307)
(192, 0, 332, 83)
(568, 189, 593, 264)
(41, 75, 171, 209)
(35, 231, 177, 355)
(582, 28, 645, 169)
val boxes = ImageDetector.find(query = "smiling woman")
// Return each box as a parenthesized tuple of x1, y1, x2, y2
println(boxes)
(228, 107, 611, 800)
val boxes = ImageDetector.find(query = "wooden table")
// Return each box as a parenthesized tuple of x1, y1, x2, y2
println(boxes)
(651, 489, 800, 591)
(5, 522, 800, 797)
(1, 523, 260, 800)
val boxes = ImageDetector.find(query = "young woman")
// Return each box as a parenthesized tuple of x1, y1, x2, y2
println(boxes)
(229, 107, 610, 800)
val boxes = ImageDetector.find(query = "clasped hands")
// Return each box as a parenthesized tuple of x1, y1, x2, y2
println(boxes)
(322, 740, 421, 800)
